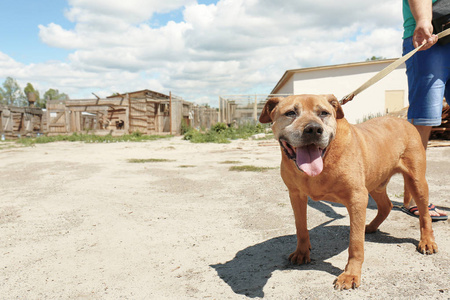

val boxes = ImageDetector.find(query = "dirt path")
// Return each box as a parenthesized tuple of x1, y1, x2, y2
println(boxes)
(0, 137, 448, 299)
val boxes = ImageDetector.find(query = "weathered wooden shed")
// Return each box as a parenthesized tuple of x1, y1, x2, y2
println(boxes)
(45, 89, 216, 136)
(107, 90, 169, 133)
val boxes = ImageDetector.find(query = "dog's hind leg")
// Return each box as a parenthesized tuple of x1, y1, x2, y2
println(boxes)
(366, 186, 393, 233)
(403, 183, 413, 208)
(402, 170, 438, 254)
(399, 149, 438, 254)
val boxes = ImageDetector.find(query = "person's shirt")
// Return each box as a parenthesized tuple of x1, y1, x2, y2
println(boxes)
(402, 0, 438, 39)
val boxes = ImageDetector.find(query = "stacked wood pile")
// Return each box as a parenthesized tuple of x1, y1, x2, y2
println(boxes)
(430, 101, 450, 140)
(387, 100, 449, 140)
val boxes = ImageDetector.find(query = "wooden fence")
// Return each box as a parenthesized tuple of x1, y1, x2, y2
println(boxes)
(1, 95, 219, 138)
(218, 94, 291, 124)
(45, 95, 218, 136)
(0, 105, 45, 139)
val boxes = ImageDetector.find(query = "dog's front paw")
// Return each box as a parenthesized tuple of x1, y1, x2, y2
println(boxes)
(333, 272, 361, 290)
(418, 239, 438, 255)
(288, 247, 311, 265)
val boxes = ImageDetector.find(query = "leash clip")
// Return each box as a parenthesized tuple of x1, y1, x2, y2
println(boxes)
(339, 94, 354, 105)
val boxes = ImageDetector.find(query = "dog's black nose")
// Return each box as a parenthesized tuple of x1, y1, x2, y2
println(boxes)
(303, 122, 323, 136)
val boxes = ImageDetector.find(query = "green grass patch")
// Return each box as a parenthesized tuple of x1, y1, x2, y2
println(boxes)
(127, 158, 174, 163)
(229, 165, 277, 172)
(183, 122, 269, 144)
(257, 133, 275, 140)
(388, 192, 404, 199)
(15, 132, 172, 146)
(356, 112, 385, 124)
(0, 142, 20, 150)
(178, 165, 196, 168)
(220, 160, 242, 164)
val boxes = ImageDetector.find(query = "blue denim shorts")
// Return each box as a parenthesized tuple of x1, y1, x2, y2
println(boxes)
(403, 37, 450, 126)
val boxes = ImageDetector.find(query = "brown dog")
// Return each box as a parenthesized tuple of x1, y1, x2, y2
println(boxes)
(259, 94, 437, 290)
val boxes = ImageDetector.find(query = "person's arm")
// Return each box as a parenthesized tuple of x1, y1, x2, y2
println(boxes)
(408, 0, 438, 49)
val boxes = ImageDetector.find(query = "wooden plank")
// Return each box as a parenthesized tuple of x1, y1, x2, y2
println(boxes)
(46, 109, 50, 133)
(130, 117, 147, 122)
(130, 108, 146, 113)
(65, 108, 71, 133)
(431, 128, 449, 132)
(51, 112, 65, 124)
(70, 111, 75, 132)
(127, 94, 132, 134)
(64, 98, 129, 107)
(428, 140, 450, 147)
(124, 107, 129, 133)
(39, 115, 44, 133)
(76, 112, 81, 131)
(67, 106, 112, 112)
(17, 113, 24, 133)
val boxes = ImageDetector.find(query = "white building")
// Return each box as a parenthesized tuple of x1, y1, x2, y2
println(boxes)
(271, 59, 408, 124)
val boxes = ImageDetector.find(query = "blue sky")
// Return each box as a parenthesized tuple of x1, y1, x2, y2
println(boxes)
(0, 0, 218, 63)
(0, 0, 73, 63)
(0, 0, 403, 105)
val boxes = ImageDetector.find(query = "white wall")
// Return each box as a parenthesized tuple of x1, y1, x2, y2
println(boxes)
(290, 62, 408, 124)
(275, 75, 295, 95)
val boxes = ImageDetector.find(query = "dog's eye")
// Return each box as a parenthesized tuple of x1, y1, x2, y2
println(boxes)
(320, 111, 330, 117)
(285, 111, 296, 117)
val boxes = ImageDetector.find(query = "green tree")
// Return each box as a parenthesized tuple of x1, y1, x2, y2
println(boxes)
(43, 88, 69, 101)
(24, 83, 42, 107)
(0, 77, 26, 106)
(366, 56, 386, 61)
(36, 96, 47, 108)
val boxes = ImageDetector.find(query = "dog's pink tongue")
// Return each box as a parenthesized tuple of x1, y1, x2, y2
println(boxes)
(296, 145, 323, 177)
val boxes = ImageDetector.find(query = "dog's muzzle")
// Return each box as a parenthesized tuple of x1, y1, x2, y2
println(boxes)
(280, 139, 326, 177)
(279, 122, 330, 177)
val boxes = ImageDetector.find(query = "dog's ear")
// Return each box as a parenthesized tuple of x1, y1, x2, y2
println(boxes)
(325, 94, 344, 119)
(259, 97, 282, 123)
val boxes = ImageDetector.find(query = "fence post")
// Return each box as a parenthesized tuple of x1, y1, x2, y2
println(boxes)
(218, 96, 221, 123)
(126, 94, 131, 134)
(169, 91, 172, 135)
(253, 94, 257, 122)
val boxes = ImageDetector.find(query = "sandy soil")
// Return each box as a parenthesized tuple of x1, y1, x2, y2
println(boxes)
(0, 136, 448, 299)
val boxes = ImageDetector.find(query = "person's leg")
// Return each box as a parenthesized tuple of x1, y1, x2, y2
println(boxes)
(402, 38, 448, 218)
(405, 124, 446, 217)
(414, 125, 432, 150)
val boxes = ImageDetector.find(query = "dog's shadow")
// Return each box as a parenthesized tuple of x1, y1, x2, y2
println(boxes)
(211, 199, 419, 298)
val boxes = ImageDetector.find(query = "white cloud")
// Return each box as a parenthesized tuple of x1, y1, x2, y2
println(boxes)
(66, 0, 194, 24)
(0, 52, 24, 71)
(4, 0, 404, 105)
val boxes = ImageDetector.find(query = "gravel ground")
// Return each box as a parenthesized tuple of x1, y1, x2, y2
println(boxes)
(0, 137, 448, 299)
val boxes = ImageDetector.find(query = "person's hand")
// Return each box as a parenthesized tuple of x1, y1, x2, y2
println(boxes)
(413, 20, 438, 50)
